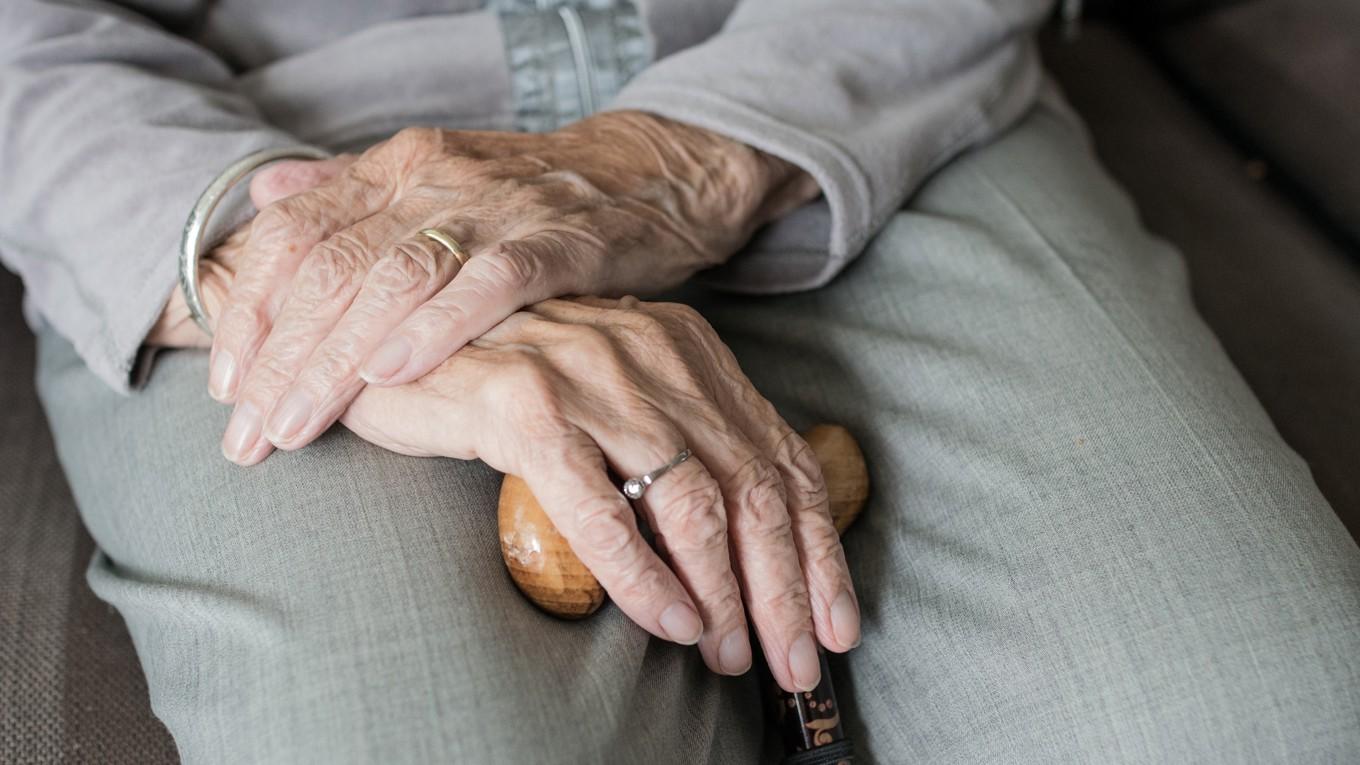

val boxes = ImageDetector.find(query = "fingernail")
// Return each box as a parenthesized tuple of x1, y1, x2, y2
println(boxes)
(789, 632, 822, 691)
(265, 389, 313, 443)
(659, 602, 703, 645)
(209, 350, 237, 400)
(360, 337, 412, 384)
(718, 630, 752, 675)
(831, 591, 862, 650)
(222, 402, 263, 462)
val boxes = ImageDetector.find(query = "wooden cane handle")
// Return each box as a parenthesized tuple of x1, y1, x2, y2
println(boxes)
(498, 424, 869, 619)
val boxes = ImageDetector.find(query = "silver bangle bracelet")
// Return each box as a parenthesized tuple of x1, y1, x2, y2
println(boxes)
(178, 145, 334, 336)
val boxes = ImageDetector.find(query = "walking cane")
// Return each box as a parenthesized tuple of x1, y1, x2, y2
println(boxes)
(497, 425, 868, 764)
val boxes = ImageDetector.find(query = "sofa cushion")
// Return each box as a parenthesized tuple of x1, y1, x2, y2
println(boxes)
(1085, 0, 1251, 24)
(1156, 0, 1360, 247)
(1043, 23, 1360, 537)
(0, 271, 178, 764)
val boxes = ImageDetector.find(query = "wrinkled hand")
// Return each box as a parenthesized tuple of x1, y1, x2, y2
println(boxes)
(148, 155, 357, 349)
(206, 112, 817, 466)
(340, 297, 859, 692)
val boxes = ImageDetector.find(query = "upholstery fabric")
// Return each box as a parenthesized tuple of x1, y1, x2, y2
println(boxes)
(1084, 0, 1250, 24)
(1156, 0, 1360, 247)
(0, 273, 177, 763)
(1042, 24, 1360, 535)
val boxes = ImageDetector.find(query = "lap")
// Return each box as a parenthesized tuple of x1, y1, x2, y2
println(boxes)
(38, 103, 1360, 763)
(692, 104, 1360, 760)
(37, 336, 760, 764)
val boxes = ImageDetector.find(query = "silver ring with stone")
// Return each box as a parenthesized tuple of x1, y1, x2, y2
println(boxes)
(622, 448, 692, 500)
(179, 145, 334, 336)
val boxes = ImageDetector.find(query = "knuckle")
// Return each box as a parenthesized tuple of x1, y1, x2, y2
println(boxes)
(244, 352, 297, 391)
(480, 246, 544, 293)
(709, 588, 747, 622)
(759, 584, 814, 628)
(533, 171, 607, 208)
(559, 322, 617, 362)
(217, 298, 270, 344)
(296, 236, 369, 302)
(388, 126, 445, 158)
(307, 344, 359, 387)
(258, 160, 320, 195)
(508, 355, 554, 397)
(368, 241, 443, 295)
(340, 155, 391, 189)
(492, 354, 564, 421)
(735, 457, 791, 534)
(573, 497, 637, 560)
(802, 522, 846, 570)
(250, 203, 299, 238)
(745, 451, 788, 511)
(250, 202, 321, 253)
(775, 431, 828, 512)
(651, 302, 713, 335)
(412, 298, 472, 336)
(613, 562, 666, 605)
(663, 481, 727, 552)
(611, 305, 680, 355)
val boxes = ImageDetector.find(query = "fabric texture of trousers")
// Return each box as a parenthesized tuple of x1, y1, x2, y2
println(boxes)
(36, 103, 1360, 763)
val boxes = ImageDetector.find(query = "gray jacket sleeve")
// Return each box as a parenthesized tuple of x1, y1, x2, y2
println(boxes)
(0, 0, 302, 392)
(612, 0, 1053, 292)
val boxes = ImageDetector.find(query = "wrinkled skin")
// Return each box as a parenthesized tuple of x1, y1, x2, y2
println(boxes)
(347, 297, 860, 692)
(155, 238, 860, 691)
(193, 111, 818, 468)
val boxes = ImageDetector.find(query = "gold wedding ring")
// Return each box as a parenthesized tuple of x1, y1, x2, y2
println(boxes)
(419, 228, 470, 266)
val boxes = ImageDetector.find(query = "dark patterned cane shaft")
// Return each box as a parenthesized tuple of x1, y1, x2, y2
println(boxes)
(497, 424, 869, 763)
(774, 648, 854, 764)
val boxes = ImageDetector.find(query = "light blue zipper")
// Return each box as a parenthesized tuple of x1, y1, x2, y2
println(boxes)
(557, 5, 599, 117)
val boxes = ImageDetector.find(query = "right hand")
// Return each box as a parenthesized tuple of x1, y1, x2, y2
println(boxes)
(206, 116, 815, 467)
(341, 297, 861, 692)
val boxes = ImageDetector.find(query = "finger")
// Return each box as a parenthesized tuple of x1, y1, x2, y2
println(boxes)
(147, 258, 234, 349)
(528, 298, 822, 688)
(249, 155, 358, 209)
(359, 230, 579, 386)
(220, 201, 428, 464)
(674, 411, 819, 692)
(590, 418, 750, 678)
(526, 434, 703, 646)
(209, 157, 395, 403)
(765, 427, 859, 653)
(261, 224, 470, 449)
(668, 304, 858, 654)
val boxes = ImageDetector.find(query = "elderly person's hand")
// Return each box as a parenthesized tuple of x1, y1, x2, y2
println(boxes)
(339, 296, 859, 692)
(150, 153, 857, 692)
(147, 154, 358, 348)
(205, 112, 818, 465)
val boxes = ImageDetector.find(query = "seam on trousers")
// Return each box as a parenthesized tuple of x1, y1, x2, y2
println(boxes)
(972, 167, 1257, 529)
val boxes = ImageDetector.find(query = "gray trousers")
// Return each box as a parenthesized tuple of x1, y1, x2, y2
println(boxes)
(37, 104, 1360, 763)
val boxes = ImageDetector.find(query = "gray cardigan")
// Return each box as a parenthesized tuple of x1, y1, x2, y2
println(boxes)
(0, 0, 1051, 392)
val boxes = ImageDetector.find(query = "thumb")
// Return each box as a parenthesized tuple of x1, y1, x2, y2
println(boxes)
(249, 154, 357, 209)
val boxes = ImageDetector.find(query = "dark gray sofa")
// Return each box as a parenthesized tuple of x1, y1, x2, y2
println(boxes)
(2, 3, 1356, 761)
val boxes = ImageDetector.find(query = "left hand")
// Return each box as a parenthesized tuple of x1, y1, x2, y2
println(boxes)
(148, 154, 358, 348)
(209, 112, 817, 465)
